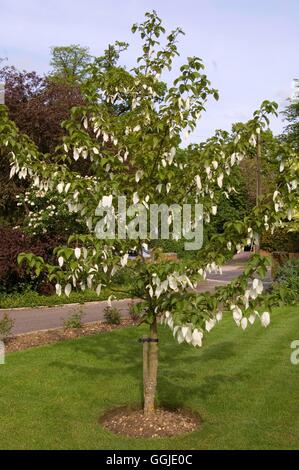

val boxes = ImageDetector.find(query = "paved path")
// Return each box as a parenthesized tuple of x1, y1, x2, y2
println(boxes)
(3, 299, 133, 336)
(1, 253, 271, 336)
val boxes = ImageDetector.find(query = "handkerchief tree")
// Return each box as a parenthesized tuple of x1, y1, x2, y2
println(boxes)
(1, 11, 298, 416)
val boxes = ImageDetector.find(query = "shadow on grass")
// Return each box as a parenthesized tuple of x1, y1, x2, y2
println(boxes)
(158, 371, 248, 410)
(48, 327, 247, 412)
(198, 341, 236, 361)
(49, 327, 144, 402)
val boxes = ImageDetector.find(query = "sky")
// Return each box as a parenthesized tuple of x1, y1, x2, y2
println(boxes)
(0, 0, 298, 142)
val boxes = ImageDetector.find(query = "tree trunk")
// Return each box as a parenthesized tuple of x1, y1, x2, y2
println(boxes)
(143, 318, 158, 416)
(142, 335, 149, 406)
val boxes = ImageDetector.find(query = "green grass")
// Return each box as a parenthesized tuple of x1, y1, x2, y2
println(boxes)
(0, 286, 131, 309)
(0, 305, 299, 449)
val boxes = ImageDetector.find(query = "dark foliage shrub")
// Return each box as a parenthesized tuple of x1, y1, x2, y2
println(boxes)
(37, 282, 56, 296)
(273, 259, 299, 304)
(0, 227, 66, 293)
(261, 228, 299, 253)
(276, 259, 299, 291)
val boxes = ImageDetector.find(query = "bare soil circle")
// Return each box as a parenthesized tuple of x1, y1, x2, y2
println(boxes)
(101, 406, 200, 438)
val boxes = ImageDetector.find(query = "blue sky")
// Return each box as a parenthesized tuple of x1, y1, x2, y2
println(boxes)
(0, 0, 298, 142)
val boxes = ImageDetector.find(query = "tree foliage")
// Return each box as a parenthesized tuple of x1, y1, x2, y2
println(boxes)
(282, 87, 299, 152)
(0, 11, 298, 415)
(50, 45, 91, 83)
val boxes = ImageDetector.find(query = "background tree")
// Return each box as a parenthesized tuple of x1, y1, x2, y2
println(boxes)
(282, 80, 299, 151)
(0, 64, 84, 223)
(50, 45, 91, 84)
(280, 86, 299, 232)
(0, 65, 84, 153)
(283, 100, 299, 151)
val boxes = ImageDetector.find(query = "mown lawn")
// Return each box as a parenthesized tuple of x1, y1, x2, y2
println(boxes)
(0, 305, 299, 450)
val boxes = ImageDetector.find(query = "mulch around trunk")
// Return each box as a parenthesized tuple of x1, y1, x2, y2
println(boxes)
(4, 319, 134, 353)
(101, 406, 200, 438)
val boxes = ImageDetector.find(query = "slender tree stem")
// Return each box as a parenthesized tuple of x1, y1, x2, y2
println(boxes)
(143, 318, 158, 416)
(256, 133, 262, 253)
(142, 336, 149, 407)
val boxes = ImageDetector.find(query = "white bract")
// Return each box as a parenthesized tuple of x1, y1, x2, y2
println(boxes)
(55, 283, 62, 296)
(261, 311, 271, 327)
(252, 278, 263, 295)
(121, 254, 129, 267)
(217, 173, 224, 188)
(65, 283, 72, 297)
(205, 318, 216, 332)
(241, 317, 248, 330)
(231, 305, 242, 324)
(191, 329, 203, 347)
(195, 175, 202, 190)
